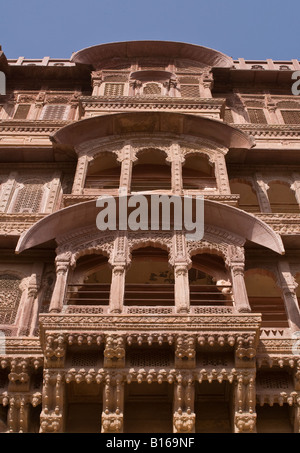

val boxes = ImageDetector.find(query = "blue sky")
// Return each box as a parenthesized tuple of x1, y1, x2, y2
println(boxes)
(1, 0, 299, 60)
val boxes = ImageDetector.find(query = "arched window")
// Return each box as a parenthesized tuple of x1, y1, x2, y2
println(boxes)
(267, 181, 299, 213)
(125, 246, 174, 306)
(131, 149, 171, 191)
(245, 270, 288, 327)
(85, 153, 120, 191)
(182, 154, 215, 190)
(229, 179, 260, 212)
(67, 254, 112, 306)
(0, 274, 22, 325)
(188, 253, 232, 307)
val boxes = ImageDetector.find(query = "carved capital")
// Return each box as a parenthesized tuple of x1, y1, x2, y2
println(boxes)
(234, 412, 256, 433)
(101, 412, 123, 433)
(173, 411, 195, 433)
(104, 335, 125, 367)
(40, 412, 62, 433)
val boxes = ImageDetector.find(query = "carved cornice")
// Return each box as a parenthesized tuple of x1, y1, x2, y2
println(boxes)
(233, 123, 300, 139)
(256, 213, 300, 235)
(0, 120, 72, 134)
(0, 214, 46, 235)
(80, 95, 225, 112)
(39, 313, 261, 335)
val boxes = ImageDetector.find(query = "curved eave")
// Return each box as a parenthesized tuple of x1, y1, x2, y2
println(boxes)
(16, 199, 284, 255)
(51, 112, 255, 151)
(71, 40, 233, 70)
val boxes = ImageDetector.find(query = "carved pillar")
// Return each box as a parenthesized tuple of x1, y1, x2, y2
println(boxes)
(215, 154, 231, 194)
(40, 371, 64, 433)
(4, 395, 31, 433)
(71, 154, 90, 195)
(234, 372, 257, 433)
(7, 397, 18, 433)
(45, 170, 62, 213)
(202, 73, 214, 98)
(0, 171, 18, 212)
(254, 173, 272, 213)
(173, 375, 195, 433)
(174, 264, 190, 313)
(101, 373, 124, 433)
(169, 143, 183, 195)
(175, 336, 196, 368)
(17, 278, 38, 336)
(291, 173, 300, 208)
(277, 261, 300, 332)
(104, 335, 125, 368)
(91, 72, 103, 96)
(118, 144, 135, 193)
(49, 253, 71, 313)
(109, 233, 128, 313)
(109, 265, 126, 313)
(228, 245, 251, 313)
(267, 104, 279, 124)
(173, 232, 190, 313)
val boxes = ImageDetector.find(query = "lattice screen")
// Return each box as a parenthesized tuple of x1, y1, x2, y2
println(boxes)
(248, 108, 268, 124)
(13, 182, 44, 213)
(128, 349, 172, 367)
(104, 83, 125, 96)
(180, 84, 200, 98)
(14, 104, 31, 120)
(143, 83, 162, 95)
(281, 110, 300, 124)
(40, 104, 69, 120)
(224, 109, 234, 123)
(0, 275, 22, 325)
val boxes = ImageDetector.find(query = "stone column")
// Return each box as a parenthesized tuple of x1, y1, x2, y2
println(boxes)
(101, 373, 124, 433)
(266, 104, 279, 124)
(40, 371, 64, 433)
(91, 71, 103, 96)
(0, 171, 18, 213)
(173, 375, 195, 433)
(202, 73, 214, 98)
(173, 232, 190, 313)
(17, 278, 38, 336)
(45, 170, 62, 213)
(49, 253, 71, 313)
(228, 246, 251, 313)
(109, 265, 126, 313)
(118, 144, 135, 193)
(291, 173, 300, 208)
(254, 173, 272, 213)
(215, 154, 231, 194)
(109, 233, 128, 313)
(169, 143, 183, 195)
(277, 261, 300, 332)
(71, 154, 90, 195)
(234, 372, 257, 433)
(174, 264, 190, 313)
